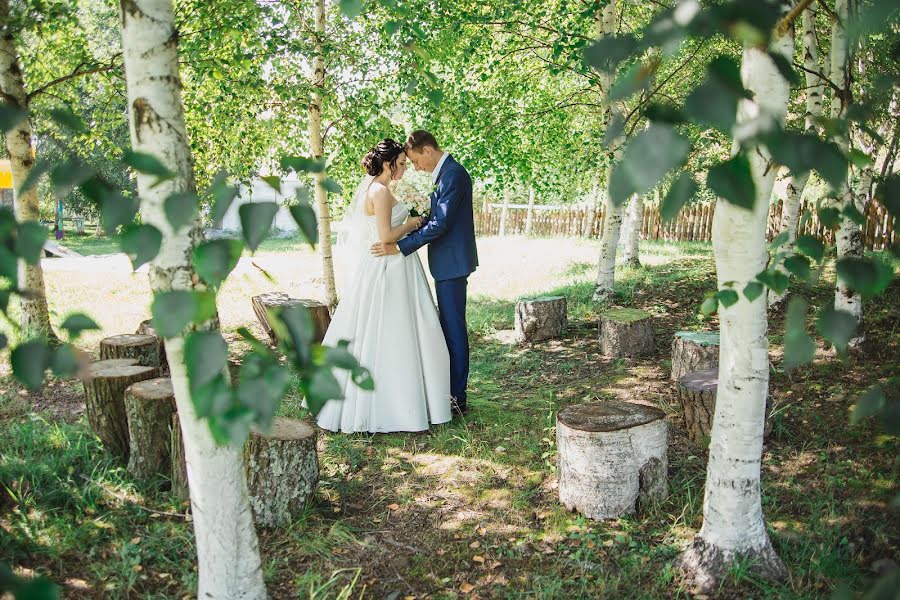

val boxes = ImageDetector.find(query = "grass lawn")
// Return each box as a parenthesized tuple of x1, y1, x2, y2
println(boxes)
(1, 234, 897, 598)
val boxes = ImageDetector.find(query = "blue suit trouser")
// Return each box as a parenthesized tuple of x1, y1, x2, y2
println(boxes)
(434, 276, 469, 406)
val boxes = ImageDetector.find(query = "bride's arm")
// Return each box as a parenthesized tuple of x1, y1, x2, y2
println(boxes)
(372, 187, 423, 243)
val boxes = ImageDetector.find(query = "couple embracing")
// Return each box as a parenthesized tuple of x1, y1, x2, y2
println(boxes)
(313, 130, 478, 433)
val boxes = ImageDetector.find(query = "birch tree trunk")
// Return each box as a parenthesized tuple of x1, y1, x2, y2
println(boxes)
(310, 0, 337, 310)
(524, 186, 535, 236)
(583, 168, 601, 238)
(679, 7, 792, 590)
(118, 2, 266, 598)
(621, 193, 643, 267)
(829, 0, 864, 343)
(498, 187, 510, 237)
(769, 6, 824, 307)
(592, 0, 624, 302)
(0, 0, 57, 341)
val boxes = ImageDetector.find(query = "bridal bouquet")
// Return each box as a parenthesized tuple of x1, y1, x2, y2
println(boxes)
(393, 171, 432, 218)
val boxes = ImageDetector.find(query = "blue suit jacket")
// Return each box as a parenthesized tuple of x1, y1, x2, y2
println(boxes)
(397, 155, 478, 281)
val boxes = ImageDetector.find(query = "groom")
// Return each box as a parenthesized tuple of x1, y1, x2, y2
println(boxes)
(371, 130, 478, 415)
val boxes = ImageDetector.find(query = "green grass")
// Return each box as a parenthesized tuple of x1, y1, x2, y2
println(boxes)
(2, 239, 898, 598)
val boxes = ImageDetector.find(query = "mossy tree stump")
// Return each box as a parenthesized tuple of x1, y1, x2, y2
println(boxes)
(100, 334, 160, 368)
(244, 417, 318, 527)
(136, 319, 168, 373)
(557, 401, 668, 519)
(125, 377, 177, 479)
(676, 369, 773, 446)
(252, 293, 331, 344)
(515, 296, 567, 342)
(82, 359, 158, 458)
(671, 331, 719, 381)
(599, 308, 655, 358)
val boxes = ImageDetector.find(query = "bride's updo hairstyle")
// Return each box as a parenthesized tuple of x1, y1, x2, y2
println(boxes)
(362, 138, 404, 177)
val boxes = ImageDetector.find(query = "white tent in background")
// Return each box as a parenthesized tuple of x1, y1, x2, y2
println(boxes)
(218, 176, 314, 232)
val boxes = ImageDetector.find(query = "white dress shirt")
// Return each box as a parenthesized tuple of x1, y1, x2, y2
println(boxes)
(431, 152, 449, 184)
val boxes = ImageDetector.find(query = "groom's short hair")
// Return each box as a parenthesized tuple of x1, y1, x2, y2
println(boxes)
(405, 130, 440, 152)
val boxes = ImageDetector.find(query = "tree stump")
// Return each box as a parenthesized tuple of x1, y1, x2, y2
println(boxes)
(244, 417, 318, 527)
(100, 334, 160, 368)
(124, 377, 177, 479)
(170, 413, 189, 500)
(251, 293, 331, 344)
(136, 319, 168, 373)
(676, 369, 773, 446)
(82, 359, 158, 458)
(670, 331, 719, 381)
(599, 308, 654, 358)
(557, 401, 668, 519)
(514, 296, 567, 342)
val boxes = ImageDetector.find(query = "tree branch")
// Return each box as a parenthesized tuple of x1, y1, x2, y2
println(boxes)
(28, 56, 122, 101)
(775, 0, 817, 38)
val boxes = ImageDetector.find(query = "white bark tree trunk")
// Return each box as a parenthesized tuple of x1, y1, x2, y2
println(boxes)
(621, 193, 643, 267)
(829, 0, 864, 342)
(118, 2, 266, 598)
(524, 186, 535, 236)
(769, 7, 824, 307)
(498, 187, 511, 237)
(310, 0, 337, 310)
(679, 6, 792, 590)
(0, 0, 57, 340)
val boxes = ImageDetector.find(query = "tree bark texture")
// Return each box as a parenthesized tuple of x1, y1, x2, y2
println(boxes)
(252, 292, 331, 345)
(599, 308, 654, 358)
(514, 296, 567, 343)
(125, 377, 177, 479)
(100, 334, 161, 367)
(670, 331, 720, 382)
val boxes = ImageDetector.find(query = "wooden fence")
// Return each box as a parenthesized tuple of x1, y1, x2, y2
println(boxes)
(474, 199, 896, 250)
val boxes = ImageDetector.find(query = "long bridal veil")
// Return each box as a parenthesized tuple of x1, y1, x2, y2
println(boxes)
(335, 174, 374, 290)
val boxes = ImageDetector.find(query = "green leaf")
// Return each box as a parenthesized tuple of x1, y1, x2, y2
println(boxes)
(351, 366, 374, 391)
(0, 100, 27, 133)
(708, 154, 755, 210)
(192, 374, 233, 419)
(185, 330, 228, 389)
(51, 344, 79, 377)
(194, 239, 243, 287)
(61, 313, 100, 338)
(700, 295, 718, 316)
(609, 124, 691, 205)
(795, 235, 825, 262)
(603, 112, 625, 149)
(280, 156, 326, 173)
(120, 224, 162, 270)
(583, 34, 639, 73)
(717, 289, 739, 308)
(271, 305, 314, 364)
(816, 307, 857, 356)
(11, 340, 52, 391)
(875, 173, 898, 217)
(426, 89, 444, 107)
(767, 51, 800, 86)
(50, 159, 94, 197)
(289, 196, 318, 248)
(320, 178, 343, 194)
(83, 178, 140, 234)
(684, 56, 748, 132)
(208, 406, 254, 445)
(207, 172, 240, 225)
(851, 384, 885, 424)
(765, 132, 847, 190)
(261, 176, 281, 193)
(848, 149, 872, 168)
(817, 206, 842, 229)
(743, 281, 764, 302)
(339, 0, 363, 18)
(239, 202, 278, 252)
(123, 150, 174, 181)
(842, 203, 866, 226)
(164, 191, 198, 231)
(237, 356, 290, 429)
(768, 230, 790, 249)
(835, 257, 893, 297)
(783, 255, 811, 280)
(49, 107, 88, 134)
(643, 103, 686, 124)
(756, 269, 790, 294)
(783, 297, 815, 371)
(608, 61, 654, 102)
(307, 368, 344, 403)
(151, 290, 217, 338)
(17, 157, 53, 196)
(323, 344, 359, 370)
(16, 221, 47, 265)
(660, 173, 698, 223)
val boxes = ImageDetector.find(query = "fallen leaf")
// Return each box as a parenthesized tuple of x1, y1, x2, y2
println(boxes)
(132, 565, 143, 573)
(388, 503, 400, 511)
(469, 540, 481, 549)
(460, 582, 475, 594)
(472, 555, 485, 563)
(489, 561, 502, 570)
(603, 539, 614, 547)
(130, 537, 141, 545)
(477, 527, 487, 536)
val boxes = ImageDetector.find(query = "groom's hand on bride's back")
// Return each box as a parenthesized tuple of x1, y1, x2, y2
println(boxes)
(371, 241, 400, 256)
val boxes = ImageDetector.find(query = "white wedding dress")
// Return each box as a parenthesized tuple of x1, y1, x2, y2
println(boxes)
(314, 197, 452, 433)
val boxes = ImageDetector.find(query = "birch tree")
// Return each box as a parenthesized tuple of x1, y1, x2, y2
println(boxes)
(680, 6, 794, 589)
(118, 1, 266, 597)
(769, 6, 824, 308)
(0, 0, 57, 341)
(310, 0, 337, 310)
(621, 192, 643, 267)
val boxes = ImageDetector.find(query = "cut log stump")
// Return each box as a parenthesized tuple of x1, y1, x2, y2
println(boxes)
(82, 359, 158, 458)
(136, 319, 168, 373)
(599, 308, 654, 358)
(670, 331, 719, 381)
(125, 377, 177, 479)
(515, 296, 567, 342)
(252, 293, 331, 344)
(244, 417, 318, 528)
(170, 413, 189, 500)
(100, 334, 160, 368)
(557, 401, 668, 519)
(676, 369, 773, 446)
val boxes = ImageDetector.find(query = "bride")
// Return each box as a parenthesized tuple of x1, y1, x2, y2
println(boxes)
(313, 138, 452, 433)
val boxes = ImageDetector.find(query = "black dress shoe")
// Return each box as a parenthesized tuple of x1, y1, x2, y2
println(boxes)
(451, 397, 468, 416)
